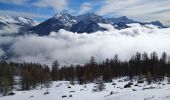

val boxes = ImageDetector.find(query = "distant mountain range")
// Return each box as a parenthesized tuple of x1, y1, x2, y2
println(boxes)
(28, 12, 167, 35)
(0, 12, 167, 36)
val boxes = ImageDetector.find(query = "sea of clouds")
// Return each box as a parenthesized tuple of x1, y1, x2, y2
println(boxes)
(0, 23, 170, 66)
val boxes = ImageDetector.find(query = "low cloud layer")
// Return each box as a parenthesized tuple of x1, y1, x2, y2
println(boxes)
(0, 24, 20, 35)
(1, 24, 170, 66)
(0, 48, 5, 57)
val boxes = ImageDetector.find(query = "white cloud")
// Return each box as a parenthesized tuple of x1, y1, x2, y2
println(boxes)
(33, 0, 67, 11)
(0, 24, 168, 66)
(97, 0, 139, 15)
(0, 0, 29, 5)
(0, 48, 5, 57)
(97, 0, 170, 26)
(0, 24, 20, 35)
(0, 36, 15, 58)
(78, 2, 92, 15)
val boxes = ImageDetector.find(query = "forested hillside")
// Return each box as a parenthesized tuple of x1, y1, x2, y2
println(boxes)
(1, 52, 170, 96)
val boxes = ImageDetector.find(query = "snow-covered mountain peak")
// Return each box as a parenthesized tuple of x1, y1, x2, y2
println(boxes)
(53, 12, 73, 20)
(0, 15, 39, 26)
(0, 15, 19, 24)
(52, 12, 75, 27)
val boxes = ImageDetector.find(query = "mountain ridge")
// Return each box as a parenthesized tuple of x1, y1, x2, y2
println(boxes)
(0, 13, 167, 36)
(28, 12, 167, 35)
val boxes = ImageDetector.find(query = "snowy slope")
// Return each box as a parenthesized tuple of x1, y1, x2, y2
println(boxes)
(0, 15, 39, 35)
(0, 15, 38, 26)
(70, 13, 108, 33)
(28, 12, 75, 35)
(1, 77, 170, 100)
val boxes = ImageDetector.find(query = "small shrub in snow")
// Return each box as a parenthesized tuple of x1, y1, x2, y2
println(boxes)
(69, 94, 72, 97)
(62, 95, 67, 98)
(69, 90, 75, 92)
(134, 84, 138, 86)
(110, 91, 114, 95)
(29, 95, 34, 98)
(132, 89, 136, 91)
(92, 88, 97, 92)
(8, 92, 15, 96)
(112, 83, 116, 85)
(110, 91, 118, 95)
(118, 80, 123, 82)
(68, 86, 71, 88)
(123, 82, 133, 88)
(142, 86, 155, 90)
(124, 84, 131, 88)
(137, 80, 144, 84)
(128, 82, 133, 85)
(83, 85, 87, 88)
(158, 82, 161, 84)
(43, 91, 50, 95)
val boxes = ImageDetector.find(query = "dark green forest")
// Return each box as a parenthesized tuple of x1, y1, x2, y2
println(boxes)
(1, 52, 170, 96)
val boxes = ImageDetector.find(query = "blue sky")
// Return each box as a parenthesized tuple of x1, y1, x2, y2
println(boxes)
(0, 0, 170, 25)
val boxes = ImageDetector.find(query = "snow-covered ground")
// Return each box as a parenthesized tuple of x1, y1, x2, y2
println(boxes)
(1, 77, 170, 100)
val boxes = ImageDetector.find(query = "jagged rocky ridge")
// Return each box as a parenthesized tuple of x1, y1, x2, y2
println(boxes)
(28, 12, 167, 35)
